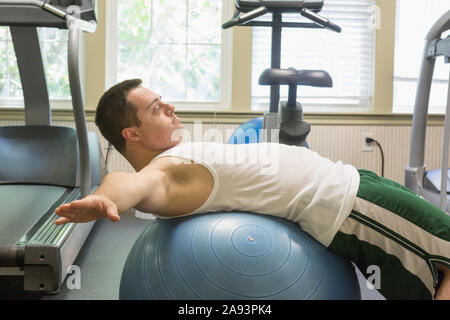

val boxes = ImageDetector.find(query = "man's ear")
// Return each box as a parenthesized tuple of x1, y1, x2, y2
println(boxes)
(122, 127, 141, 143)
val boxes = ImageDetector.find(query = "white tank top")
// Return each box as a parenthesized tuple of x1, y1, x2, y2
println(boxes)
(150, 142, 360, 247)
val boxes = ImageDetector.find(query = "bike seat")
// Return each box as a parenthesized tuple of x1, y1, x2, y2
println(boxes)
(258, 68, 332, 87)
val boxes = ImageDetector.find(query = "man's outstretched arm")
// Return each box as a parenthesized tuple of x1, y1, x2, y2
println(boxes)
(54, 167, 169, 225)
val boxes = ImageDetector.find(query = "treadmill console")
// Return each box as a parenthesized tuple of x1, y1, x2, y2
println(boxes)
(0, 0, 96, 27)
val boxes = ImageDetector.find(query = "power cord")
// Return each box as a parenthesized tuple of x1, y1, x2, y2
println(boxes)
(366, 137, 385, 177)
(105, 142, 113, 171)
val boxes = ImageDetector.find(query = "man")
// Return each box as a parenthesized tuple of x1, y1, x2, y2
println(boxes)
(55, 79, 450, 300)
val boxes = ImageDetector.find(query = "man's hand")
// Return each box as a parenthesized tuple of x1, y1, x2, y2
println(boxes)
(54, 194, 120, 225)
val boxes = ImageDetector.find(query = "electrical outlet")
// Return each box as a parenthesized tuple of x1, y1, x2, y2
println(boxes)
(362, 132, 374, 152)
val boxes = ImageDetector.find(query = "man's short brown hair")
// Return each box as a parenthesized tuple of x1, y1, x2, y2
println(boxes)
(95, 79, 143, 154)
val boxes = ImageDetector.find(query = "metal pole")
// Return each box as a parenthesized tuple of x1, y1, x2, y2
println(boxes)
(68, 27, 91, 197)
(269, 11, 282, 113)
(440, 69, 450, 211)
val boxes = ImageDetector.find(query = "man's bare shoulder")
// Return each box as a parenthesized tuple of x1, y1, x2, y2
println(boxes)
(141, 156, 214, 217)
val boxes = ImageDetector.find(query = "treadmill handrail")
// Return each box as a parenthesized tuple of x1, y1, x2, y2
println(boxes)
(440, 77, 450, 210)
(409, 10, 450, 169)
(0, 0, 97, 33)
(407, 10, 450, 212)
(425, 10, 450, 41)
(68, 26, 91, 198)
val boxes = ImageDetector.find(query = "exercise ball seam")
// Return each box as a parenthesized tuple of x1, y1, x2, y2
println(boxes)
(304, 268, 326, 300)
(173, 219, 203, 299)
(142, 224, 157, 299)
(144, 222, 175, 299)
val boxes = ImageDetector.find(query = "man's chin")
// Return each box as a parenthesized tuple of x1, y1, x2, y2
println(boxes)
(169, 124, 188, 147)
(171, 135, 184, 146)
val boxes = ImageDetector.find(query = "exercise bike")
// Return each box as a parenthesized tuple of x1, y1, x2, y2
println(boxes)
(224, 0, 341, 147)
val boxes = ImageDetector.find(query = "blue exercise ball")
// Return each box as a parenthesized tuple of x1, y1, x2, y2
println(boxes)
(227, 117, 263, 144)
(120, 212, 361, 300)
(227, 117, 310, 149)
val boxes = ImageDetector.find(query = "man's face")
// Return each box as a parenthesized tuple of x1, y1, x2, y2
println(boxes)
(126, 86, 184, 151)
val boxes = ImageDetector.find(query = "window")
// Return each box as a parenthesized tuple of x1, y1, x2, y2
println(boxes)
(393, 0, 449, 114)
(251, 0, 376, 112)
(0, 27, 70, 107)
(107, 0, 232, 110)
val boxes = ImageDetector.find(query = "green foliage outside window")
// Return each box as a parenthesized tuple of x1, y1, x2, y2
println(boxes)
(117, 0, 222, 102)
(0, 27, 70, 100)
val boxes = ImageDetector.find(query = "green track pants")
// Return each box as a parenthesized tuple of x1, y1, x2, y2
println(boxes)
(329, 169, 450, 300)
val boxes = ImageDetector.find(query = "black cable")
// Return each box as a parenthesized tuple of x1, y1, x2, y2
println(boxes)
(366, 138, 385, 177)
(105, 142, 112, 170)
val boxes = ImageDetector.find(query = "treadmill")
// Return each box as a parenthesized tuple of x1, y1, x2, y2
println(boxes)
(0, 0, 103, 293)
(405, 10, 450, 213)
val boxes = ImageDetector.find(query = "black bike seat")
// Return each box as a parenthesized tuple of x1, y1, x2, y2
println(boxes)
(258, 68, 332, 87)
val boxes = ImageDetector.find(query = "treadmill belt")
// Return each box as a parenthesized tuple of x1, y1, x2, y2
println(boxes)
(0, 185, 68, 247)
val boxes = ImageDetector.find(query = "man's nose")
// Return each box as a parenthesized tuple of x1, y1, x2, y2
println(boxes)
(165, 103, 175, 115)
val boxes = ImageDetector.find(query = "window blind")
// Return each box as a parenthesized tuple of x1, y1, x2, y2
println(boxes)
(251, 0, 376, 112)
(393, 0, 449, 114)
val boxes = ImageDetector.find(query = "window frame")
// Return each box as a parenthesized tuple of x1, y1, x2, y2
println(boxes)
(105, 0, 234, 111)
